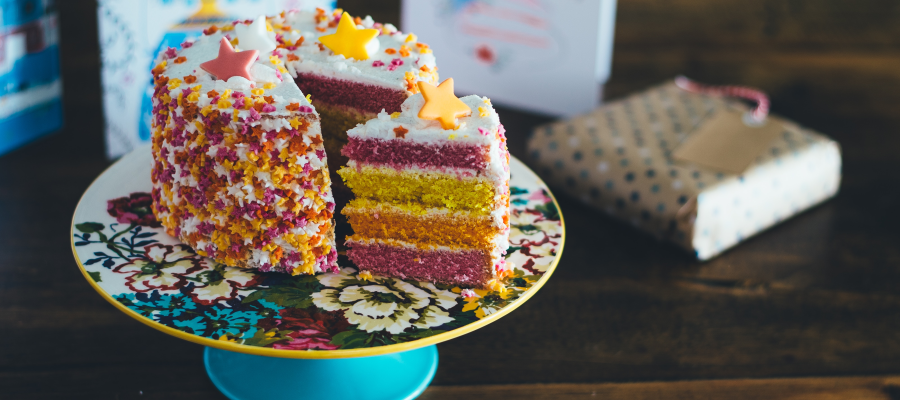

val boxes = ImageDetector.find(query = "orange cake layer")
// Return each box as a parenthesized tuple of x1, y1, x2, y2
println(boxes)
(343, 201, 500, 249)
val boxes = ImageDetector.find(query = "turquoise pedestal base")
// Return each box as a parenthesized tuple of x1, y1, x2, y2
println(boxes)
(204, 345, 439, 400)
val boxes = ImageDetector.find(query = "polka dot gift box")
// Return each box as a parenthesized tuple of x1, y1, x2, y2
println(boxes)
(527, 81, 841, 260)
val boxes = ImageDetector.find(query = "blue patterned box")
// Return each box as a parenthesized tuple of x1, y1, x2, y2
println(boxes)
(0, 0, 63, 156)
(528, 81, 842, 259)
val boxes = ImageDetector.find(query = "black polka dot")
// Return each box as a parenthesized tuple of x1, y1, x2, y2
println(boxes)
(566, 177, 576, 187)
(640, 210, 651, 220)
(677, 195, 688, 205)
(669, 170, 678, 177)
(625, 172, 635, 182)
(630, 191, 640, 202)
(589, 187, 601, 198)
(573, 151, 582, 161)
(615, 198, 625, 208)
(646, 169, 656, 178)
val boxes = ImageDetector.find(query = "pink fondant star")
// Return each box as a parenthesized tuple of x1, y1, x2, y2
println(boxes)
(200, 37, 259, 81)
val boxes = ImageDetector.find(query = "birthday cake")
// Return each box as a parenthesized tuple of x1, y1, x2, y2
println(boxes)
(338, 79, 511, 288)
(149, 8, 510, 286)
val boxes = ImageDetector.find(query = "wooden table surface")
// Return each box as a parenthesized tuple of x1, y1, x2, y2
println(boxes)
(2, 1, 899, 398)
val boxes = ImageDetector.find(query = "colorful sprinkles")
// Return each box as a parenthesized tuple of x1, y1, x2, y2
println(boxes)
(149, 8, 444, 277)
(150, 31, 336, 276)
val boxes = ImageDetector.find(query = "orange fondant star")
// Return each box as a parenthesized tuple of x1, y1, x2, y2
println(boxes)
(417, 78, 472, 130)
(318, 12, 380, 60)
(200, 37, 259, 81)
(393, 125, 408, 138)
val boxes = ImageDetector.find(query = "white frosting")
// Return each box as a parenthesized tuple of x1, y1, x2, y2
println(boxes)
(234, 16, 278, 53)
(347, 94, 500, 145)
(277, 10, 438, 91)
(158, 32, 313, 118)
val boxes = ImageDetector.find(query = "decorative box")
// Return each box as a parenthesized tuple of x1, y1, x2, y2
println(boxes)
(400, 0, 617, 117)
(527, 81, 841, 259)
(0, 0, 62, 156)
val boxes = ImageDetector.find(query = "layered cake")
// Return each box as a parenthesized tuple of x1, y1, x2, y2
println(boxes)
(338, 78, 511, 288)
(149, 27, 337, 275)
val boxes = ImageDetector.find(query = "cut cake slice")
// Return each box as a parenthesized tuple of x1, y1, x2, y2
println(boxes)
(338, 81, 510, 288)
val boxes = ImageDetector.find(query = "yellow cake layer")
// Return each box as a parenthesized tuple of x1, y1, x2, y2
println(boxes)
(337, 165, 497, 213)
(344, 199, 500, 249)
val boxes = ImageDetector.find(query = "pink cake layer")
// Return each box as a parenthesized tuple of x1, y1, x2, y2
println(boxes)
(342, 137, 489, 171)
(294, 73, 407, 114)
(346, 241, 492, 288)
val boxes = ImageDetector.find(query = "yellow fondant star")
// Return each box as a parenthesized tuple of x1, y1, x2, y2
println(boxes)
(417, 78, 472, 130)
(318, 12, 379, 60)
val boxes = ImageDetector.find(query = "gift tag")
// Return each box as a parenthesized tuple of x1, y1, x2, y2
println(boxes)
(673, 109, 784, 175)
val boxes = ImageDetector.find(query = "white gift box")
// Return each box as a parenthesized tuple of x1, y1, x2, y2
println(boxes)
(401, 0, 617, 117)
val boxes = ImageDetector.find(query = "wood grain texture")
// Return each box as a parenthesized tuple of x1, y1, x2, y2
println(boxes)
(421, 376, 900, 400)
(1, 0, 899, 398)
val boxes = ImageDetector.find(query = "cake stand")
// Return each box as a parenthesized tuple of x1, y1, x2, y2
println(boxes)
(71, 145, 565, 400)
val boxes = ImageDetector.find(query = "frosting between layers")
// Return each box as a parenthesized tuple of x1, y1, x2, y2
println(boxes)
(339, 86, 512, 287)
(346, 94, 510, 201)
(345, 197, 507, 231)
(344, 202, 502, 249)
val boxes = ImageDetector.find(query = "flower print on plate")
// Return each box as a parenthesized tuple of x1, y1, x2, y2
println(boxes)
(72, 146, 563, 356)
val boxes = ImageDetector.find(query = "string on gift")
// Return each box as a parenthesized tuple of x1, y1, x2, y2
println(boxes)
(674, 76, 770, 123)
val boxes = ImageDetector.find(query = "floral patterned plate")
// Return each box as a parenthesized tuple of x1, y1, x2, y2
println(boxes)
(71, 145, 564, 359)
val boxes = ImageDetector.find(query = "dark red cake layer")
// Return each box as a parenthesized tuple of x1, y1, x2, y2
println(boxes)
(342, 137, 489, 170)
(294, 73, 407, 114)
(346, 240, 492, 288)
